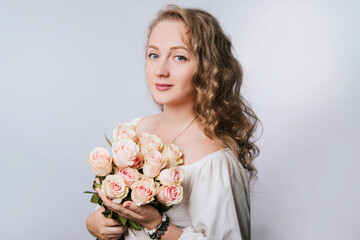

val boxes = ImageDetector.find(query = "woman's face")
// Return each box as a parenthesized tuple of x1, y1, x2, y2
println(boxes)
(146, 20, 196, 107)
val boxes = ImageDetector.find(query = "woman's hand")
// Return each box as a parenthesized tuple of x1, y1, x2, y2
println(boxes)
(95, 187, 162, 230)
(86, 206, 127, 240)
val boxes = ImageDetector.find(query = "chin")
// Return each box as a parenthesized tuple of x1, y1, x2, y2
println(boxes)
(152, 97, 174, 106)
(153, 95, 195, 107)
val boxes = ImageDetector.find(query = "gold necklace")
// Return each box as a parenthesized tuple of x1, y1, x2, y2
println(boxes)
(153, 114, 198, 143)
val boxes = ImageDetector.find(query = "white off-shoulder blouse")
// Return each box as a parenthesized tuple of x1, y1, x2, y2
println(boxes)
(123, 117, 251, 240)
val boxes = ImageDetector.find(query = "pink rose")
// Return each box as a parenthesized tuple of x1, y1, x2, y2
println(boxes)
(146, 150, 165, 167)
(88, 147, 112, 177)
(140, 144, 151, 158)
(158, 167, 185, 185)
(131, 153, 144, 169)
(113, 123, 136, 141)
(143, 150, 165, 178)
(163, 143, 183, 168)
(137, 132, 149, 145)
(112, 139, 139, 167)
(131, 178, 156, 206)
(115, 167, 140, 187)
(102, 175, 129, 204)
(146, 134, 163, 150)
(143, 163, 162, 178)
(156, 185, 183, 206)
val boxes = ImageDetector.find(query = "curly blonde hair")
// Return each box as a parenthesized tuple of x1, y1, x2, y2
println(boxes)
(147, 5, 260, 182)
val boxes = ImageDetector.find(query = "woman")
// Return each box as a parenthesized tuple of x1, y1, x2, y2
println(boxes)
(86, 5, 259, 240)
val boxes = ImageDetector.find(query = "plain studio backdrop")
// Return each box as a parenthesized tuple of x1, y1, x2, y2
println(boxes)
(0, 0, 359, 239)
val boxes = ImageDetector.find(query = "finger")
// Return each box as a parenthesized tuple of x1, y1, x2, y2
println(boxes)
(95, 177, 100, 184)
(96, 188, 142, 221)
(96, 188, 123, 211)
(104, 225, 127, 235)
(96, 188, 113, 208)
(95, 188, 128, 214)
(103, 217, 123, 227)
(123, 201, 142, 214)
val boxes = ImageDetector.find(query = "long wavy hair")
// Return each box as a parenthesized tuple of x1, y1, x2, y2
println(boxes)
(147, 5, 261, 182)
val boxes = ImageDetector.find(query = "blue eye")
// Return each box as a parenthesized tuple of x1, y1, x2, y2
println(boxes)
(175, 55, 187, 61)
(148, 53, 159, 59)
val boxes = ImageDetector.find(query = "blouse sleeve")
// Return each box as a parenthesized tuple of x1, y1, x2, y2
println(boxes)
(179, 150, 251, 240)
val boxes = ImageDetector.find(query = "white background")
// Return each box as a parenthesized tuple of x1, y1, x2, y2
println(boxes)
(0, 0, 359, 239)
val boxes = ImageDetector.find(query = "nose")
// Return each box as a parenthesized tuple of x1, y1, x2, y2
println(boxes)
(155, 58, 170, 78)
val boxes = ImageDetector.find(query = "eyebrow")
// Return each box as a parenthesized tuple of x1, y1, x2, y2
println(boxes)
(147, 45, 191, 53)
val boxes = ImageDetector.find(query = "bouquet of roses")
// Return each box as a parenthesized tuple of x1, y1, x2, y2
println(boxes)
(85, 122, 185, 235)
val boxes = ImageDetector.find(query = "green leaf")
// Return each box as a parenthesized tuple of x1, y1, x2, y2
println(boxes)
(83, 191, 96, 194)
(98, 197, 103, 206)
(90, 193, 100, 204)
(155, 203, 173, 213)
(128, 220, 142, 231)
(104, 134, 112, 147)
(123, 195, 132, 202)
(98, 176, 106, 182)
(116, 215, 128, 226)
(102, 207, 112, 218)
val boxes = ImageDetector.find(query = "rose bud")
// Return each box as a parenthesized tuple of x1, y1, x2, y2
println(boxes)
(146, 134, 163, 151)
(88, 147, 112, 177)
(146, 150, 166, 168)
(156, 185, 183, 206)
(140, 144, 151, 158)
(162, 143, 183, 168)
(102, 175, 129, 204)
(137, 132, 149, 145)
(131, 152, 144, 169)
(113, 123, 136, 141)
(115, 167, 140, 187)
(143, 163, 162, 178)
(158, 167, 185, 185)
(112, 138, 139, 167)
(143, 150, 165, 178)
(131, 178, 156, 206)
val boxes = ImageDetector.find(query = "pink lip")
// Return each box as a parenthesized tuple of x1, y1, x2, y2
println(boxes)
(155, 83, 173, 91)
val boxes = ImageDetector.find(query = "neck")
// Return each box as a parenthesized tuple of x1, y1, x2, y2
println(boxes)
(161, 101, 196, 126)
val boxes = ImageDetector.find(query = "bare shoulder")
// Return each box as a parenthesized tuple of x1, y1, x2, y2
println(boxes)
(136, 114, 160, 134)
(180, 126, 221, 165)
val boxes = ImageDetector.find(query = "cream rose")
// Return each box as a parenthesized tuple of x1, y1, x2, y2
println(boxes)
(88, 147, 112, 177)
(156, 185, 183, 206)
(143, 150, 165, 177)
(112, 138, 139, 167)
(131, 178, 156, 206)
(162, 143, 183, 168)
(102, 175, 129, 204)
(113, 123, 136, 141)
(137, 132, 149, 145)
(140, 144, 151, 158)
(146, 134, 163, 150)
(115, 167, 140, 187)
(158, 167, 185, 185)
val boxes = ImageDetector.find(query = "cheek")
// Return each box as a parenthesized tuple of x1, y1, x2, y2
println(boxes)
(179, 70, 195, 91)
